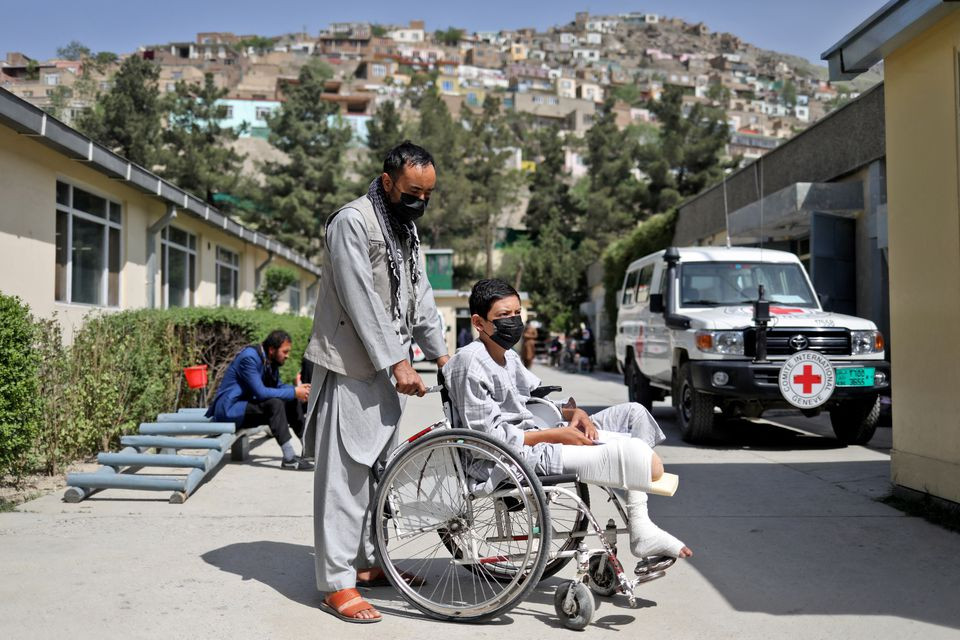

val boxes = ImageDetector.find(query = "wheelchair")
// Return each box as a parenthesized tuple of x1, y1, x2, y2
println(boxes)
(371, 379, 676, 630)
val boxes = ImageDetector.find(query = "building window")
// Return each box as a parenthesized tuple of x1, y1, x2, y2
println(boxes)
(216, 246, 239, 307)
(45, 74, 59, 86)
(255, 106, 273, 121)
(223, 105, 233, 119)
(288, 283, 301, 315)
(54, 180, 122, 307)
(161, 226, 196, 308)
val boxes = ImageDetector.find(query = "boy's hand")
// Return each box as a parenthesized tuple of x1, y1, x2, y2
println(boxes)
(567, 409, 598, 441)
(551, 425, 595, 445)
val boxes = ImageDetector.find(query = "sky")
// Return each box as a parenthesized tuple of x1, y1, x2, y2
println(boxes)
(0, 0, 884, 65)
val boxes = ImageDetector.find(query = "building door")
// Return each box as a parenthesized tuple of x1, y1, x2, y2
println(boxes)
(810, 212, 856, 315)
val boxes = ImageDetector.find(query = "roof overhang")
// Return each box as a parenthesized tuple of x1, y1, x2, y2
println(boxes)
(822, 0, 960, 80)
(728, 182, 864, 242)
(0, 87, 321, 277)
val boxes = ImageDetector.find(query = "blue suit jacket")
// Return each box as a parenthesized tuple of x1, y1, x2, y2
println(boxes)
(206, 345, 295, 425)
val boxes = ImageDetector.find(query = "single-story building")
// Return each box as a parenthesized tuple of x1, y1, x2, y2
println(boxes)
(0, 87, 321, 342)
(823, 0, 960, 506)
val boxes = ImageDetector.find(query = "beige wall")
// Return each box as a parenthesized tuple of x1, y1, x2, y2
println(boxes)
(0, 124, 318, 342)
(884, 11, 960, 503)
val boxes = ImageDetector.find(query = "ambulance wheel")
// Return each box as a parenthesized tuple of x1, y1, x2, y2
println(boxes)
(677, 363, 715, 443)
(830, 395, 880, 445)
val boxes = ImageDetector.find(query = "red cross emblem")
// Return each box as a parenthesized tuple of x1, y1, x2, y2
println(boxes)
(793, 364, 822, 394)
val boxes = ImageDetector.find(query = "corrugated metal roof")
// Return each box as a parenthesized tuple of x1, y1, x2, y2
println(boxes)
(0, 86, 321, 276)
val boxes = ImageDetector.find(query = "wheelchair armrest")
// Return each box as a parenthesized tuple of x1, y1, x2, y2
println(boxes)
(530, 385, 562, 399)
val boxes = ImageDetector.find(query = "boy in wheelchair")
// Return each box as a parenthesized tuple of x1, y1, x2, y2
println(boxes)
(442, 279, 693, 565)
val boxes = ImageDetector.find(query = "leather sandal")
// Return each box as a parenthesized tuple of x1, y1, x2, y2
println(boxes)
(320, 588, 381, 624)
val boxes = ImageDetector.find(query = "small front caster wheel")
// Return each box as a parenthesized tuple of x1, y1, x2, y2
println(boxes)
(588, 554, 620, 597)
(554, 580, 595, 630)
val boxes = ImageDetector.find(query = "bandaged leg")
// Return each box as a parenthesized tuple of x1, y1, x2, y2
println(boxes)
(560, 438, 678, 496)
(616, 489, 686, 559)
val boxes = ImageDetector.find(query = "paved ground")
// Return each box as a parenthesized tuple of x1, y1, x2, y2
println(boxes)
(1, 364, 958, 639)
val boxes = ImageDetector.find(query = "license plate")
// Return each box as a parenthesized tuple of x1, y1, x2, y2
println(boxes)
(836, 367, 875, 387)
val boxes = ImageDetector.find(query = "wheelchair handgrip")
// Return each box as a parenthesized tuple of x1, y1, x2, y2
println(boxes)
(530, 385, 562, 398)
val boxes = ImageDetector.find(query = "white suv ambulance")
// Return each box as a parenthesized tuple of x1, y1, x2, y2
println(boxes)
(615, 246, 889, 444)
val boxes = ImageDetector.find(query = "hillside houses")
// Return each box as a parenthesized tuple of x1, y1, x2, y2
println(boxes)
(2, 11, 874, 160)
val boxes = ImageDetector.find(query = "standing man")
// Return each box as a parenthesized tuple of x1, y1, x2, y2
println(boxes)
(206, 330, 313, 469)
(303, 141, 449, 623)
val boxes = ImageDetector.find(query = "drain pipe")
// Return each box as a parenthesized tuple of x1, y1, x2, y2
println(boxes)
(255, 251, 274, 290)
(146, 205, 177, 309)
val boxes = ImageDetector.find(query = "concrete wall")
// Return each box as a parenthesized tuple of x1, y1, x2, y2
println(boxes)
(883, 11, 960, 504)
(0, 122, 318, 342)
(674, 84, 886, 246)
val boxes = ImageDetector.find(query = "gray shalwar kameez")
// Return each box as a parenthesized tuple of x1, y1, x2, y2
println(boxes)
(302, 202, 446, 593)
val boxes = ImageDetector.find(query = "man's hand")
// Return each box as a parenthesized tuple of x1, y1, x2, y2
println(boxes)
(435, 355, 450, 369)
(393, 360, 427, 396)
(295, 383, 311, 403)
(567, 408, 598, 441)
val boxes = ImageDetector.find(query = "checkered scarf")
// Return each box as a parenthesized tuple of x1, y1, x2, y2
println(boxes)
(366, 177, 421, 321)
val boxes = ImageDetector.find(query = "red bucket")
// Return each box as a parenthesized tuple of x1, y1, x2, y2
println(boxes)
(183, 365, 208, 389)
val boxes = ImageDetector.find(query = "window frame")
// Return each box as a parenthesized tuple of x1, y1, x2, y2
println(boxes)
(55, 178, 123, 307)
(215, 245, 240, 307)
(161, 225, 197, 309)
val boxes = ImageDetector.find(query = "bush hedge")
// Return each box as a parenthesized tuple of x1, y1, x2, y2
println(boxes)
(601, 210, 677, 334)
(0, 293, 43, 479)
(0, 301, 312, 479)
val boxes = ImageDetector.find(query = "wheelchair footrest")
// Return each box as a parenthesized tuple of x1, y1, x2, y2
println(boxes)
(635, 555, 676, 578)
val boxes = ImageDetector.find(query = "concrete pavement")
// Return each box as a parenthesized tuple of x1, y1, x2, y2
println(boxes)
(1, 364, 957, 639)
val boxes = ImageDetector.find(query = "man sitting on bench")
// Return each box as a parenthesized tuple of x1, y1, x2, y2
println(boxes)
(207, 330, 314, 470)
(442, 279, 693, 562)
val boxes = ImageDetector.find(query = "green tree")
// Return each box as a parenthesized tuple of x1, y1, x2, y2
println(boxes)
(76, 55, 161, 167)
(158, 73, 247, 205)
(434, 27, 464, 46)
(359, 99, 404, 181)
(254, 266, 299, 311)
(56, 40, 91, 60)
(637, 86, 732, 214)
(411, 86, 473, 250)
(524, 126, 579, 233)
(611, 83, 643, 106)
(781, 78, 797, 107)
(258, 59, 352, 257)
(237, 36, 275, 55)
(582, 98, 645, 245)
(460, 94, 523, 276)
(44, 85, 72, 120)
(522, 222, 596, 331)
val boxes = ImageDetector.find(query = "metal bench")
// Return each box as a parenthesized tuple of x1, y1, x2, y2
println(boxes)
(64, 408, 270, 504)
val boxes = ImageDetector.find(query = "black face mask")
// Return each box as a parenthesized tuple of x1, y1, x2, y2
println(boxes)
(484, 315, 524, 350)
(389, 192, 428, 224)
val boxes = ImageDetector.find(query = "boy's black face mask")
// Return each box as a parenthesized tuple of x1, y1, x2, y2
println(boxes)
(484, 315, 524, 350)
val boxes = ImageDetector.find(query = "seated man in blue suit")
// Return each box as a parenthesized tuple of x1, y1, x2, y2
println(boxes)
(207, 330, 314, 470)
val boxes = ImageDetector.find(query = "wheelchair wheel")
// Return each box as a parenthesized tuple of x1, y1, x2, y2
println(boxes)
(540, 482, 590, 580)
(440, 477, 589, 584)
(374, 429, 550, 622)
